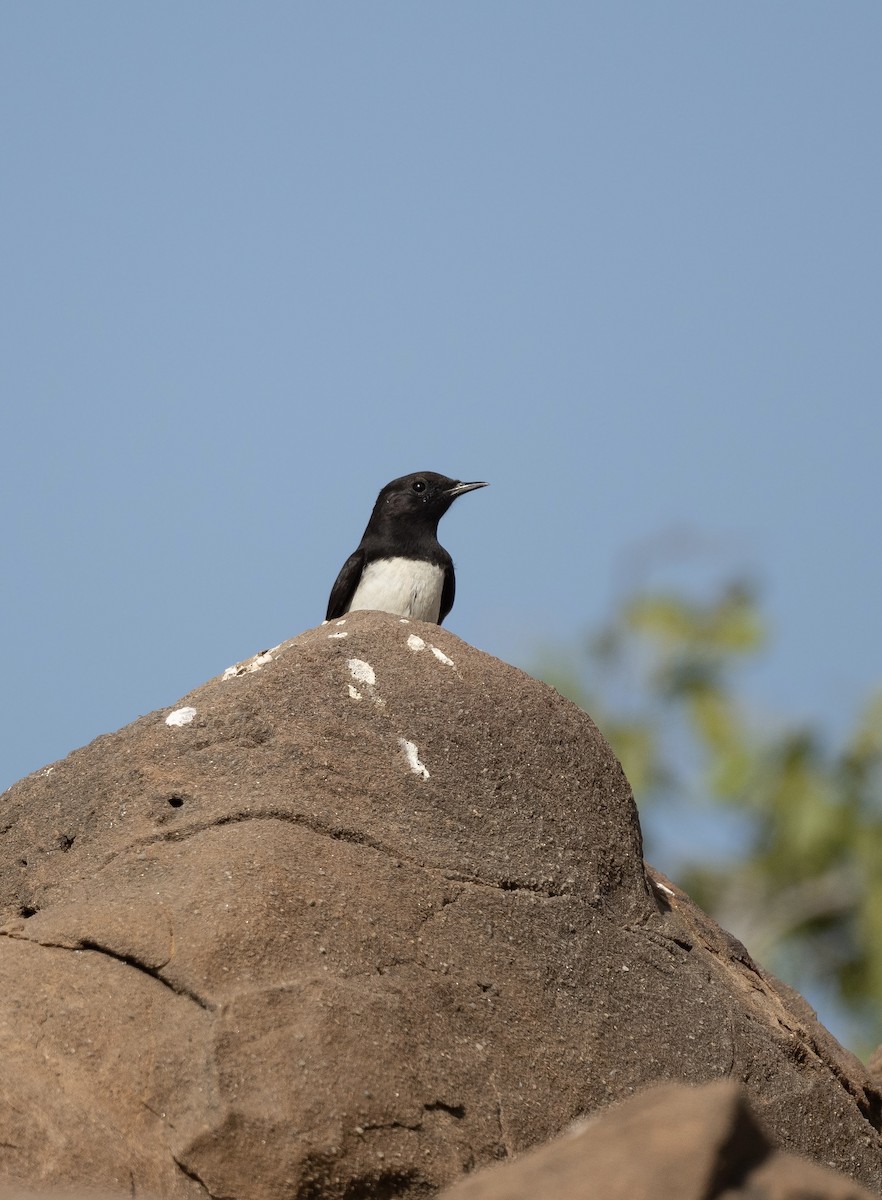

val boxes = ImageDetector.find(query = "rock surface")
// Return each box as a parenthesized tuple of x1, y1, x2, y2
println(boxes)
(0, 611, 879, 1198)
(439, 1079, 879, 1200)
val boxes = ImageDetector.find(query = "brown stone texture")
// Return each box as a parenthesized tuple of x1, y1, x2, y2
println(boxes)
(440, 1079, 879, 1200)
(0, 611, 879, 1198)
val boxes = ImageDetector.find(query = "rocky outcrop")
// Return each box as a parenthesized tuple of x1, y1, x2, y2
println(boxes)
(0, 612, 878, 1198)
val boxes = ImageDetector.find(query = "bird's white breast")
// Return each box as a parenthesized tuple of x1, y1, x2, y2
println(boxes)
(347, 557, 445, 622)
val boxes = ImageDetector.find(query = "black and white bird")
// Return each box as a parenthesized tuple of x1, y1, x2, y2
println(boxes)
(326, 472, 488, 625)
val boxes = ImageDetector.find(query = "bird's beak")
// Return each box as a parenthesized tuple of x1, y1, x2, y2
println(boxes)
(447, 480, 489, 498)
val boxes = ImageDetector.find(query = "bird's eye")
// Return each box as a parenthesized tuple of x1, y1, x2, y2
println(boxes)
(412, 479, 426, 493)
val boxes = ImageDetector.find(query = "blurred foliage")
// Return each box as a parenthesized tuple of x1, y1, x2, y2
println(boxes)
(537, 582, 882, 1052)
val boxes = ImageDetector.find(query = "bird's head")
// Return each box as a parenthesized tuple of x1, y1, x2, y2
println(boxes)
(373, 472, 488, 526)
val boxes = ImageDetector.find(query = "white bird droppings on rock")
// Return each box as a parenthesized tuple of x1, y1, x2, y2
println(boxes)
(405, 631, 455, 668)
(399, 738, 430, 780)
(165, 707, 197, 728)
(347, 659, 376, 687)
(222, 645, 281, 680)
(656, 883, 675, 897)
(345, 657, 385, 706)
(327, 632, 349, 639)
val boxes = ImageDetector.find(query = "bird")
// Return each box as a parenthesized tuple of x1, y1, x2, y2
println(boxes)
(326, 472, 488, 625)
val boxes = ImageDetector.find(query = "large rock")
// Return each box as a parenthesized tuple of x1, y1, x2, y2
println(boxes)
(0, 611, 879, 1198)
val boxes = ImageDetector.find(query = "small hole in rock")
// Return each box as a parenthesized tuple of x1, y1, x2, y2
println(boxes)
(19, 905, 37, 918)
(167, 796, 185, 808)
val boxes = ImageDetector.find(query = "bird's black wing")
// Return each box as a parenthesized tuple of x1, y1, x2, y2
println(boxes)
(438, 563, 456, 625)
(326, 549, 365, 620)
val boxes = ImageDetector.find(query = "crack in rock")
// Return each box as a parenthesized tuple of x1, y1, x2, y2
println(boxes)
(0, 929, 214, 1012)
(78, 940, 216, 1011)
(172, 1153, 217, 1200)
(93, 809, 572, 901)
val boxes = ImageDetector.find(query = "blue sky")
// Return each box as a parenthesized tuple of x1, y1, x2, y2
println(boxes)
(2, 4, 880, 958)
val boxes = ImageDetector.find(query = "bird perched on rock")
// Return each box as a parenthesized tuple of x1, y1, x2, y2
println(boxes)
(326, 472, 488, 624)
